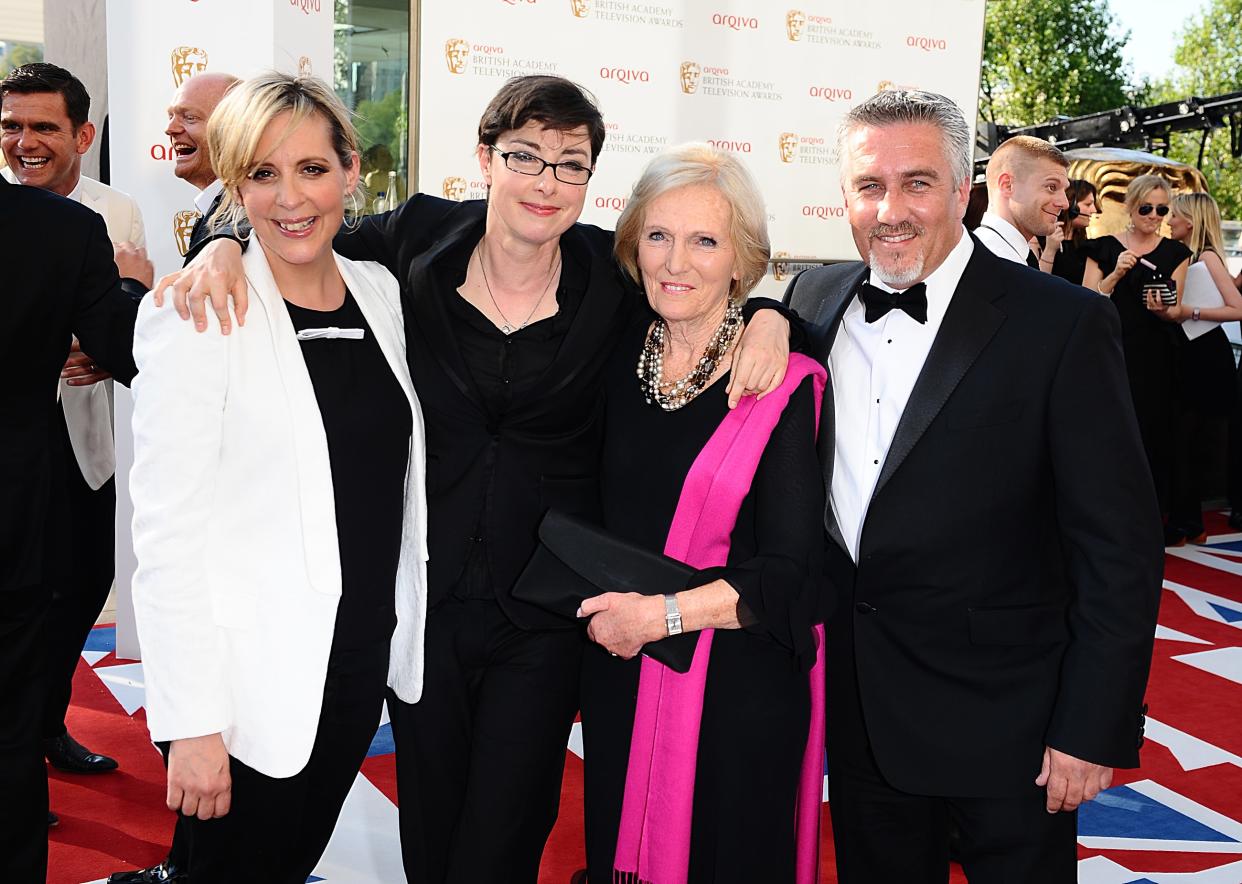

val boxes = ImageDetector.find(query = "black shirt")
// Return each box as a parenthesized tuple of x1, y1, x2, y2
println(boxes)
(435, 237, 588, 601)
(285, 292, 412, 648)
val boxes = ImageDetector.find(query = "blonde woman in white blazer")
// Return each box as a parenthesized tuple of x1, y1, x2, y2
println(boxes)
(129, 73, 426, 882)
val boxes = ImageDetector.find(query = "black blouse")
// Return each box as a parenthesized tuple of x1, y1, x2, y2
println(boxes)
(1093, 236, 1193, 338)
(285, 293, 412, 649)
(1051, 237, 1097, 286)
(600, 318, 825, 665)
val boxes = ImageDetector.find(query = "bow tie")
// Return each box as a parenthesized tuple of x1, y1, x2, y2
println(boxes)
(857, 281, 928, 324)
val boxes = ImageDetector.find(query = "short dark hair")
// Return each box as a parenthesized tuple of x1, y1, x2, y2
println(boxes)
(477, 75, 606, 162)
(0, 63, 91, 130)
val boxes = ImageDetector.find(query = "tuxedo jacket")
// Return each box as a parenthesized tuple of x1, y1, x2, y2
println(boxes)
(0, 177, 140, 592)
(784, 235, 1163, 797)
(63, 176, 146, 489)
(334, 196, 627, 630)
(130, 246, 427, 777)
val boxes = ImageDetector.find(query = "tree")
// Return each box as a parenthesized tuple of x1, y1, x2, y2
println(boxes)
(1157, 0, 1242, 218)
(980, 0, 1132, 127)
(0, 42, 43, 78)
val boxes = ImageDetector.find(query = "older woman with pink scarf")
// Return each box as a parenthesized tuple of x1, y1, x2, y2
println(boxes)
(577, 144, 827, 884)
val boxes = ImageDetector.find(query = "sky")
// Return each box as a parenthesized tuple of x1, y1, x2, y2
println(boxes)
(1113, 0, 1211, 84)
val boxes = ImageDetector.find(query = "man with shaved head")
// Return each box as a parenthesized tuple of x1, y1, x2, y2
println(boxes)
(164, 72, 239, 258)
(976, 135, 1071, 272)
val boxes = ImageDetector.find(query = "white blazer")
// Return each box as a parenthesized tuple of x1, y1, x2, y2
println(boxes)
(130, 245, 428, 778)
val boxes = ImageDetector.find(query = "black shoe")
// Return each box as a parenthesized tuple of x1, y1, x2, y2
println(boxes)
(108, 861, 187, 884)
(48, 811, 59, 827)
(45, 731, 119, 773)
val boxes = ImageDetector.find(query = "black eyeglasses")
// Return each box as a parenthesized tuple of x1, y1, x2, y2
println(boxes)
(1138, 204, 1170, 217)
(489, 146, 594, 185)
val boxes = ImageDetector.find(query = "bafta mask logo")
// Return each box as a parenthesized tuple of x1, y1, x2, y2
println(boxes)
(298, 56, 312, 77)
(778, 132, 799, 164)
(786, 9, 806, 42)
(772, 250, 791, 281)
(570, 0, 591, 17)
(173, 209, 201, 257)
(445, 38, 471, 75)
(877, 79, 917, 93)
(679, 61, 702, 95)
(171, 46, 209, 87)
(442, 176, 468, 201)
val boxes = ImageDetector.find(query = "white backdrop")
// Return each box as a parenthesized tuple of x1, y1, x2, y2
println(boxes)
(105, 0, 333, 658)
(416, 0, 987, 298)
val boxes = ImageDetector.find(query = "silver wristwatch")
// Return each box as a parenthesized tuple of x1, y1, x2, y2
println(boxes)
(663, 593, 683, 636)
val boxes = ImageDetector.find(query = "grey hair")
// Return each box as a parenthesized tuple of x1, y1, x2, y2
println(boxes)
(837, 90, 973, 188)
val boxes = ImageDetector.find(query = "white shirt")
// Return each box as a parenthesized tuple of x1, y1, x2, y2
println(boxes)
(975, 210, 1033, 265)
(194, 178, 224, 214)
(829, 230, 975, 560)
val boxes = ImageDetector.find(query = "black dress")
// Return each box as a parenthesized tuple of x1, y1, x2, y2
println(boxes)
(1093, 235, 1193, 508)
(1051, 237, 1096, 286)
(580, 318, 824, 884)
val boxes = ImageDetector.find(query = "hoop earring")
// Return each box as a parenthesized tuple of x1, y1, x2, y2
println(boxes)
(343, 188, 362, 231)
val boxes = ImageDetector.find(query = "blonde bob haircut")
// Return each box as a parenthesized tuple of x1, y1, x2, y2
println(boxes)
(614, 143, 770, 305)
(1171, 191, 1226, 263)
(208, 71, 362, 235)
(1124, 174, 1173, 216)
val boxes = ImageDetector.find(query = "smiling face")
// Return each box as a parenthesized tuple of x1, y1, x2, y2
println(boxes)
(238, 110, 359, 282)
(1005, 156, 1070, 239)
(840, 121, 969, 288)
(637, 183, 739, 328)
(0, 91, 93, 196)
(477, 121, 592, 248)
(165, 75, 230, 190)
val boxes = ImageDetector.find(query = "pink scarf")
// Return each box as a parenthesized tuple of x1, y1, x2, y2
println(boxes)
(613, 353, 827, 884)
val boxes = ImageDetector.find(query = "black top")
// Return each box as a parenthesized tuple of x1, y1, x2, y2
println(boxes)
(1051, 237, 1097, 286)
(1093, 236, 1192, 337)
(600, 318, 824, 664)
(311, 196, 798, 630)
(285, 293, 411, 649)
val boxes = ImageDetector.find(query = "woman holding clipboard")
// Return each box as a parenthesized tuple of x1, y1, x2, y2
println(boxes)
(1160, 192, 1242, 544)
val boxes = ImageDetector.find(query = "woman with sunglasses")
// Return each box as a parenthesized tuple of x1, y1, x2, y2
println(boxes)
(1084, 174, 1191, 520)
(152, 74, 793, 884)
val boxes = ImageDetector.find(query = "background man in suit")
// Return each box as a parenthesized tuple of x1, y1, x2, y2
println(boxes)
(783, 90, 1162, 882)
(1, 62, 152, 780)
(0, 174, 142, 882)
(165, 71, 238, 256)
(974, 135, 1071, 272)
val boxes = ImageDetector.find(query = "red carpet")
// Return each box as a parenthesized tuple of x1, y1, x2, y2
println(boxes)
(49, 513, 1242, 882)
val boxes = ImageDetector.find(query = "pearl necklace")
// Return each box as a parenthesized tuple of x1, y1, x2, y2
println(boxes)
(637, 303, 743, 411)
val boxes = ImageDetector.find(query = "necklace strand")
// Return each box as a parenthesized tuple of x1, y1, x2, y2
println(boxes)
(476, 244, 560, 334)
(637, 303, 744, 411)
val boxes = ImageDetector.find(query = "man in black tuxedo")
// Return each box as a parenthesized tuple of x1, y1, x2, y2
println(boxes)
(783, 90, 1162, 882)
(0, 175, 141, 881)
(166, 71, 238, 258)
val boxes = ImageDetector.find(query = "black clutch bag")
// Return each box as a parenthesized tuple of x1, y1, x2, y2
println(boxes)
(512, 510, 700, 672)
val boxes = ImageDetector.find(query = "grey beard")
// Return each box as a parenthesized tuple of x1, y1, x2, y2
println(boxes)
(868, 252, 925, 289)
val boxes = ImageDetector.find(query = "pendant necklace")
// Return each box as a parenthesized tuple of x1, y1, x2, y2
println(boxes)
(476, 244, 561, 335)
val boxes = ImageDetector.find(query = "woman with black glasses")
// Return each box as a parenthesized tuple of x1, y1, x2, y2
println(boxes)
(1084, 174, 1191, 528)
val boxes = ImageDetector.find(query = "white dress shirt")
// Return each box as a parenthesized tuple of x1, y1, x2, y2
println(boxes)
(974, 210, 1034, 265)
(829, 230, 975, 560)
(194, 178, 224, 215)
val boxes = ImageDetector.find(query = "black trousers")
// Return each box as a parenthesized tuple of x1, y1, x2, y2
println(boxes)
(44, 407, 116, 738)
(827, 673, 1077, 884)
(169, 641, 389, 883)
(0, 585, 52, 882)
(388, 597, 583, 884)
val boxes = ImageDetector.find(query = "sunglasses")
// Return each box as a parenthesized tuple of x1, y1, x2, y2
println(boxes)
(1138, 204, 1170, 217)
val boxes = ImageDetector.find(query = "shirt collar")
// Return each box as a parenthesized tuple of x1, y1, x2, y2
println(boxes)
(65, 177, 84, 204)
(978, 211, 1032, 260)
(194, 178, 224, 215)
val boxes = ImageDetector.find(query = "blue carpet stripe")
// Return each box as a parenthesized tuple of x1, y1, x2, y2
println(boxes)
(1078, 785, 1238, 842)
(83, 626, 117, 653)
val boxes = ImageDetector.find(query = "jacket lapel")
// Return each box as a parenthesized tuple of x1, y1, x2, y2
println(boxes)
(403, 206, 487, 408)
(869, 243, 1006, 504)
(243, 246, 342, 598)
